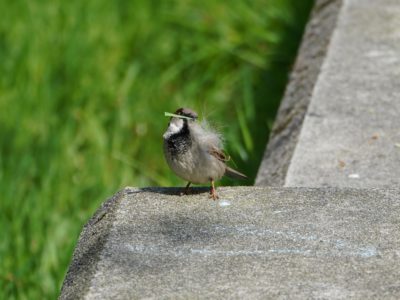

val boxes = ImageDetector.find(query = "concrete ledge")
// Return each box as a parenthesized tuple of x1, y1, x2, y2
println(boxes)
(256, 0, 343, 186)
(257, 0, 400, 188)
(60, 187, 400, 299)
(285, 0, 400, 188)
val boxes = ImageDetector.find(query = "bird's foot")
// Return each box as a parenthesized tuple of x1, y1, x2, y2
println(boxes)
(209, 179, 219, 200)
(209, 184, 219, 200)
(180, 190, 189, 196)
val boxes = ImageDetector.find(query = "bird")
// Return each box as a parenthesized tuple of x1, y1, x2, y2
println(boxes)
(163, 107, 247, 200)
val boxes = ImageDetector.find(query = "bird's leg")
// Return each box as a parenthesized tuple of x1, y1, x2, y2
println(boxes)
(180, 182, 192, 196)
(209, 179, 219, 200)
(184, 181, 192, 194)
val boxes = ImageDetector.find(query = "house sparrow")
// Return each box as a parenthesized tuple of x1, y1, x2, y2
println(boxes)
(163, 108, 247, 199)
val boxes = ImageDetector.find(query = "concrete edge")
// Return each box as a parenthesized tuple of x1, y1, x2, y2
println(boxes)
(59, 186, 400, 298)
(59, 188, 133, 300)
(255, 0, 343, 186)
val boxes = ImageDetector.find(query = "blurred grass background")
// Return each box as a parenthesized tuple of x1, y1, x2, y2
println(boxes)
(0, 0, 313, 298)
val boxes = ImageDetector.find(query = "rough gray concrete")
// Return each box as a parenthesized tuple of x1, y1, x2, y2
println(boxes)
(256, 0, 343, 186)
(284, 0, 400, 187)
(60, 187, 400, 299)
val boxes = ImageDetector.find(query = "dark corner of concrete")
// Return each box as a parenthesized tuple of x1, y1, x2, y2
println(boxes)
(59, 188, 130, 299)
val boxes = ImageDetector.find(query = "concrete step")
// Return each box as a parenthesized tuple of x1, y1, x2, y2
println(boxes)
(60, 187, 400, 299)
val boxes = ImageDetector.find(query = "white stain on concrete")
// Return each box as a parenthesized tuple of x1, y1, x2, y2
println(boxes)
(348, 173, 360, 179)
(123, 224, 379, 259)
(218, 199, 231, 207)
(124, 242, 377, 259)
(364, 49, 399, 64)
(190, 248, 312, 256)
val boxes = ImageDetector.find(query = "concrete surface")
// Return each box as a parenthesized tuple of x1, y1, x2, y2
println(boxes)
(256, 0, 343, 186)
(60, 187, 400, 299)
(284, 0, 400, 187)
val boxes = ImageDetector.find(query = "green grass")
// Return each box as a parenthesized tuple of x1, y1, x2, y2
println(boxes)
(0, 0, 313, 298)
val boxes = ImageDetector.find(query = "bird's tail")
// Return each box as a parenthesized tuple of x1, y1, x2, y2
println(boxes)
(225, 166, 248, 180)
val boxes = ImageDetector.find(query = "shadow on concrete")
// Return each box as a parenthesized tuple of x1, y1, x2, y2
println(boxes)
(138, 186, 211, 196)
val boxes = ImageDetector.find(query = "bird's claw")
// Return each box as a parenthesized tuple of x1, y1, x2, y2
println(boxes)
(209, 188, 219, 200)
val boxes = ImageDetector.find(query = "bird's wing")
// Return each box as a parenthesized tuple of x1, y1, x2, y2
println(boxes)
(208, 145, 231, 162)
(208, 145, 247, 180)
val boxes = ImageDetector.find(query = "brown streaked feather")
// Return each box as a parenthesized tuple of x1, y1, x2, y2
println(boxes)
(208, 146, 231, 162)
(208, 146, 247, 180)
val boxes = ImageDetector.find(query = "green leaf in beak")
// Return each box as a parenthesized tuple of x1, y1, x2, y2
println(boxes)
(164, 112, 194, 120)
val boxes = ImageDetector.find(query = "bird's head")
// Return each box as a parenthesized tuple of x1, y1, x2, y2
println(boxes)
(163, 108, 198, 139)
(173, 108, 198, 120)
